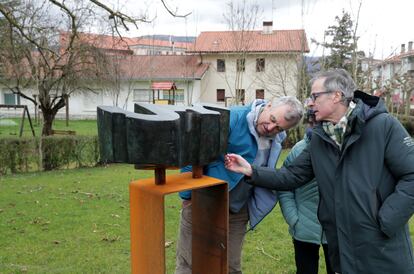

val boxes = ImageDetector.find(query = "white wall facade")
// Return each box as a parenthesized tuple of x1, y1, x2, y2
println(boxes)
(1, 52, 301, 118)
(0, 78, 203, 119)
(198, 53, 299, 106)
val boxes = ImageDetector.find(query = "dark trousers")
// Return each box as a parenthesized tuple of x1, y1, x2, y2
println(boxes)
(293, 238, 334, 274)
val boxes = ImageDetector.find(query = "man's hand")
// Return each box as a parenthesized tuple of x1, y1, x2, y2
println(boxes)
(224, 153, 253, 176)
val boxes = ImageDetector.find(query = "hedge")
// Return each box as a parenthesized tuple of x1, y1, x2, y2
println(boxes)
(401, 119, 414, 136)
(0, 135, 99, 175)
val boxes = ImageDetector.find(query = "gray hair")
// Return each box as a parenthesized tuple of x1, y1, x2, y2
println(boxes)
(270, 96, 304, 126)
(310, 68, 356, 104)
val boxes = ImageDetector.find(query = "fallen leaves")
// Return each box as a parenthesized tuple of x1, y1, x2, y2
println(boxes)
(29, 217, 50, 226)
(165, 241, 174, 248)
(101, 235, 120, 243)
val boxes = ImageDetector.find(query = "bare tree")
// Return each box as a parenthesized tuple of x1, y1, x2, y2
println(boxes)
(382, 77, 400, 114)
(222, 0, 262, 105)
(350, 0, 363, 81)
(358, 54, 380, 95)
(95, 53, 123, 107)
(395, 72, 414, 116)
(0, 0, 190, 136)
(0, 1, 107, 135)
(256, 54, 299, 97)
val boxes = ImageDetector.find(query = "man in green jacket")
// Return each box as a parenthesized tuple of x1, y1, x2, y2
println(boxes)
(225, 69, 414, 274)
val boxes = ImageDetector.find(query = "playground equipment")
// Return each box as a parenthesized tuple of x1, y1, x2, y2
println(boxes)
(151, 81, 177, 105)
(0, 104, 35, 137)
(97, 103, 230, 274)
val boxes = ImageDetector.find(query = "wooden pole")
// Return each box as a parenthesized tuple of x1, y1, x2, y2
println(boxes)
(65, 94, 69, 127)
(33, 95, 38, 124)
(25, 106, 36, 137)
(19, 106, 26, 137)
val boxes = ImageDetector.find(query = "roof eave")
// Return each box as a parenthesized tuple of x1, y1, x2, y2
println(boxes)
(186, 50, 310, 54)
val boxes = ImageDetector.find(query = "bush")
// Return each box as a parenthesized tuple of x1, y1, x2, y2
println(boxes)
(0, 137, 39, 174)
(0, 135, 99, 175)
(284, 126, 305, 149)
(401, 119, 414, 136)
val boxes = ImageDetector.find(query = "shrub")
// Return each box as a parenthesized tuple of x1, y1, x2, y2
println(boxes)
(284, 126, 305, 149)
(401, 119, 414, 136)
(0, 137, 39, 175)
(0, 135, 99, 175)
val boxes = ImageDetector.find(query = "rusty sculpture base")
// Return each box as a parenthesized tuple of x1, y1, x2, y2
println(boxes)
(129, 172, 228, 274)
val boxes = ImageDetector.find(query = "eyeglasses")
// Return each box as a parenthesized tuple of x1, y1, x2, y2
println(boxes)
(310, 91, 333, 102)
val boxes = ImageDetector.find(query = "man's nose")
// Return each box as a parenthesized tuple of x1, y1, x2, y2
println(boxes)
(307, 100, 315, 107)
(267, 123, 277, 132)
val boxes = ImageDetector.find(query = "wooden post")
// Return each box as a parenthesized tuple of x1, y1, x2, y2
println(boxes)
(64, 94, 69, 127)
(19, 105, 26, 137)
(25, 106, 36, 137)
(33, 95, 38, 124)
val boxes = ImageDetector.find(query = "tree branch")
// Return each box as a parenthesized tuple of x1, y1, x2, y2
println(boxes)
(88, 0, 150, 31)
(0, 3, 54, 61)
(160, 0, 191, 18)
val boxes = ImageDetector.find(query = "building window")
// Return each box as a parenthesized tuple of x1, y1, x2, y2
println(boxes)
(256, 89, 265, 99)
(3, 90, 20, 105)
(217, 89, 225, 102)
(133, 89, 153, 103)
(256, 58, 265, 72)
(236, 89, 245, 103)
(217, 59, 226, 72)
(236, 59, 245, 72)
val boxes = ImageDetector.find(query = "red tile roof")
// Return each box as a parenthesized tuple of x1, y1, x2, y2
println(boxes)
(115, 55, 209, 80)
(151, 81, 177, 90)
(60, 31, 133, 52)
(131, 38, 191, 50)
(383, 49, 414, 64)
(187, 30, 309, 53)
(60, 32, 192, 53)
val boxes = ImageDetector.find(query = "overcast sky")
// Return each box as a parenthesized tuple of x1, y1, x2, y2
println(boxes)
(118, 0, 413, 59)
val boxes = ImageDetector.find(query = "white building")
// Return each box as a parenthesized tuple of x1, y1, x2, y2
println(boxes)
(0, 23, 309, 118)
(188, 22, 309, 106)
(371, 42, 414, 109)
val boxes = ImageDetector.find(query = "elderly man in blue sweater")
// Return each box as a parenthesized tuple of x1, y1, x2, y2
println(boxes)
(175, 96, 303, 274)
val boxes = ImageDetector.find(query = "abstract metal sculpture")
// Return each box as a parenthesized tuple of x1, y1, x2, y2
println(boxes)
(97, 103, 230, 274)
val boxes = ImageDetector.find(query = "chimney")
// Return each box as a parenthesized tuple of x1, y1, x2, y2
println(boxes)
(262, 21, 273, 34)
(408, 41, 413, 52)
(401, 43, 406, 54)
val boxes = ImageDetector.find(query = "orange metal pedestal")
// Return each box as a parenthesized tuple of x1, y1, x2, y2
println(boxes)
(129, 172, 228, 274)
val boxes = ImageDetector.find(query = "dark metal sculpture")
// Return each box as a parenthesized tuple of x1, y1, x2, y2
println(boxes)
(97, 103, 230, 274)
(97, 103, 229, 169)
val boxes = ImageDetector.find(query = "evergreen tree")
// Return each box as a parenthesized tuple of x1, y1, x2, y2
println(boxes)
(322, 10, 356, 71)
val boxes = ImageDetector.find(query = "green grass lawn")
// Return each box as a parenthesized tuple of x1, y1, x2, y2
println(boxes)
(0, 163, 300, 274)
(1, 151, 414, 273)
(0, 118, 97, 137)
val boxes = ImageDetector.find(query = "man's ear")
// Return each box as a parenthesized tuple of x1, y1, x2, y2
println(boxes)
(333, 91, 343, 103)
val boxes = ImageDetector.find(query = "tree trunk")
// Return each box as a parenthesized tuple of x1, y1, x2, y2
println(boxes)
(405, 90, 411, 116)
(41, 111, 57, 171)
(41, 111, 55, 136)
